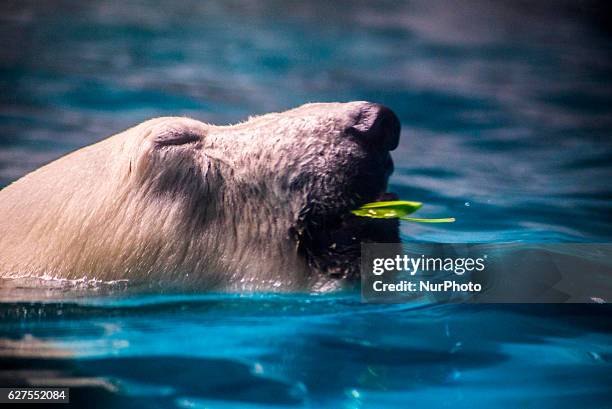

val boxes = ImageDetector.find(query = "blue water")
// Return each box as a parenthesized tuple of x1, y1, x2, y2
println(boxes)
(1, 1, 611, 408)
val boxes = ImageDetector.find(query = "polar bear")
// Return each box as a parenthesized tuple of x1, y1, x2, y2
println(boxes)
(0, 102, 400, 291)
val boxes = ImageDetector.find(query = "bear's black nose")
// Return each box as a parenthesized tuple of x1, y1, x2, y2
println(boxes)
(348, 103, 400, 151)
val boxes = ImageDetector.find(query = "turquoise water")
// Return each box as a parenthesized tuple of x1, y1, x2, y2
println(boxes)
(1, 294, 611, 408)
(1, 1, 611, 408)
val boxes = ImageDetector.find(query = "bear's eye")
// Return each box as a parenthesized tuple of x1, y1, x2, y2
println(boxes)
(153, 129, 201, 147)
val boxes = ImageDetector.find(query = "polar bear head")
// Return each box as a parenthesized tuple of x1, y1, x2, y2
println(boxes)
(124, 101, 401, 288)
(0, 101, 401, 291)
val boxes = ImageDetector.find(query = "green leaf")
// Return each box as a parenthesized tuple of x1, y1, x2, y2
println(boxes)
(351, 200, 455, 223)
(350, 200, 422, 218)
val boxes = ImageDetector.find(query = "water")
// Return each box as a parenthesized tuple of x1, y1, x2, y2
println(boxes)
(1, 1, 611, 408)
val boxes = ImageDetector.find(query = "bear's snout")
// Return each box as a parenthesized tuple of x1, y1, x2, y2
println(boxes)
(348, 103, 401, 152)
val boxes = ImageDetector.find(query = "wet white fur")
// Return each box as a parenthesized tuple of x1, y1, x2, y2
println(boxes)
(0, 102, 372, 291)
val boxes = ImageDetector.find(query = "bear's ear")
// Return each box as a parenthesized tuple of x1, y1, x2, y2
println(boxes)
(153, 128, 201, 147)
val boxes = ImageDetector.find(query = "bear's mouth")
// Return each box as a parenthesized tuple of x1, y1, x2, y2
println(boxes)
(292, 191, 401, 281)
